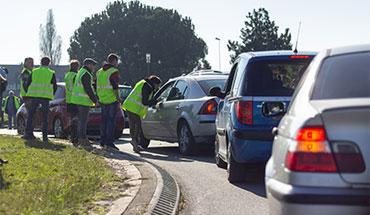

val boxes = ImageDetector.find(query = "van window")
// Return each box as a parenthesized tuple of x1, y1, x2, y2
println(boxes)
(312, 52, 370, 99)
(243, 58, 313, 96)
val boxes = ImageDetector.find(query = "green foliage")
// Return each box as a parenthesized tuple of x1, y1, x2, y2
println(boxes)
(0, 135, 120, 214)
(228, 8, 292, 62)
(68, 1, 207, 84)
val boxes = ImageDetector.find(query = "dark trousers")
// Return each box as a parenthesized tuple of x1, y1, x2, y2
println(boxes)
(100, 102, 119, 146)
(0, 95, 3, 126)
(26, 98, 49, 139)
(8, 113, 16, 129)
(77, 105, 90, 139)
(67, 104, 78, 142)
(127, 111, 142, 147)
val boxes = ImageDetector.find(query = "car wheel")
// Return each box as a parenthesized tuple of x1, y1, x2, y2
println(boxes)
(138, 128, 150, 149)
(178, 122, 195, 155)
(53, 117, 65, 139)
(17, 117, 26, 135)
(215, 136, 227, 169)
(227, 143, 245, 183)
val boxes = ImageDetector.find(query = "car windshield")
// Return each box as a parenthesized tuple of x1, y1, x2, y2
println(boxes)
(311, 52, 370, 99)
(197, 79, 227, 96)
(243, 57, 313, 96)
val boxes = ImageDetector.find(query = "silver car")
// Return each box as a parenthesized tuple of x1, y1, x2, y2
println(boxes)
(140, 71, 228, 154)
(265, 44, 370, 215)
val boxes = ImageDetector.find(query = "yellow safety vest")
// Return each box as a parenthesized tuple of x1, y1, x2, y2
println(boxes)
(27, 66, 54, 100)
(64, 71, 77, 104)
(2, 96, 21, 112)
(97, 67, 118, 104)
(122, 79, 153, 119)
(71, 68, 95, 107)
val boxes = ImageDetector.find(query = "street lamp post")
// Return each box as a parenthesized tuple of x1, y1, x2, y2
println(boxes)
(215, 37, 221, 71)
(146, 53, 151, 76)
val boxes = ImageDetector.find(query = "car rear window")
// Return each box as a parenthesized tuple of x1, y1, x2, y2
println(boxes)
(312, 52, 370, 100)
(243, 57, 313, 96)
(198, 79, 227, 96)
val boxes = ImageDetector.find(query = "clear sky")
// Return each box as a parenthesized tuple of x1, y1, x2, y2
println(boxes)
(1, 0, 369, 71)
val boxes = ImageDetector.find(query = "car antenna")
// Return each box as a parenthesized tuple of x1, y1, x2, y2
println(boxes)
(293, 21, 302, 54)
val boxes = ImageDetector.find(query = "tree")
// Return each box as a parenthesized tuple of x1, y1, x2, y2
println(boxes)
(68, 1, 207, 84)
(228, 8, 292, 62)
(195, 58, 212, 70)
(39, 9, 62, 65)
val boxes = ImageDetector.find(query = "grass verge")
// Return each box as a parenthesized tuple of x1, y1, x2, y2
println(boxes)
(0, 135, 122, 214)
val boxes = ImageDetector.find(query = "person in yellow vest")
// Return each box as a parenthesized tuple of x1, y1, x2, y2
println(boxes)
(122, 75, 162, 153)
(23, 57, 57, 142)
(97, 53, 122, 150)
(71, 58, 98, 146)
(3, 91, 21, 129)
(64, 60, 80, 145)
(19, 57, 34, 104)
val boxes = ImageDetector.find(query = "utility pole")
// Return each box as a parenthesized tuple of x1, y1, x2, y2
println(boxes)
(215, 37, 221, 71)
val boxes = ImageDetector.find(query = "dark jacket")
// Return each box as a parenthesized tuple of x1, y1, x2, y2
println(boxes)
(81, 66, 98, 104)
(142, 79, 157, 106)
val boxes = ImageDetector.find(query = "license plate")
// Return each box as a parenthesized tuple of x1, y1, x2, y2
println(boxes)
(89, 108, 101, 113)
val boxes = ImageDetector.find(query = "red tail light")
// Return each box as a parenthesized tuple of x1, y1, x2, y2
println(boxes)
(235, 101, 253, 125)
(289, 55, 311, 59)
(199, 100, 218, 115)
(285, 127, 337, 172)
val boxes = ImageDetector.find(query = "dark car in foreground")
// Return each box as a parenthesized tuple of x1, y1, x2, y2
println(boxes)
(16, 83, 125, 139)
(211, 50, 316, 183)
(265, 45, 370, 215)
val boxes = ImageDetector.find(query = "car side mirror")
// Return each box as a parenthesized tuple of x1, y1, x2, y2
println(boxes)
(209, 86, 222, 98)
(262, 102, 286, 117)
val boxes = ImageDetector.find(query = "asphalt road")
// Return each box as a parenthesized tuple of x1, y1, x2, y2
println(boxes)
(116, 131, 268, 215)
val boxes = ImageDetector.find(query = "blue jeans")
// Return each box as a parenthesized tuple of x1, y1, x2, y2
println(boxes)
(100, 102, 119, 146)
(26, 98, 49, 139)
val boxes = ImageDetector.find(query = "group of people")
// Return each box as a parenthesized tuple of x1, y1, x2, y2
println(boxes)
(17, 53, 162, 153)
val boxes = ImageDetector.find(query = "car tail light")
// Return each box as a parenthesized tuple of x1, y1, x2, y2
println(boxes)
(285, 127, 337, 172)
(332, 142, 365, 173)
(235, 101, 253, 125)
(199, 100, 218, 115)
(289, 55, 312, 59)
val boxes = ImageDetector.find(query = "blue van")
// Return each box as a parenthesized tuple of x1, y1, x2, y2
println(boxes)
(211, 51, 316, 183)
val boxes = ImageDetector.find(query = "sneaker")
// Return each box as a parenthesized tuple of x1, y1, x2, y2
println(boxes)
(132, 145, 144, 153)
(107, 144, 120, 151)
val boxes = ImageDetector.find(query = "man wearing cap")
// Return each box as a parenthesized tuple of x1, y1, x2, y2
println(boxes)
(71, 58, 98, 146)
(23, 57, 57, 142)
(3, 90, 21, 129)
(97, 53, 122, 150)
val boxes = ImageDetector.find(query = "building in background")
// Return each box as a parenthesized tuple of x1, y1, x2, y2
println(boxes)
(0, 65, 68, 96)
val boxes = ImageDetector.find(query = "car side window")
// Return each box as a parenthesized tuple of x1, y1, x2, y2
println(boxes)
(167, 80, 188, 101)
(55, 87, 65, 100)
(155, 81, 175, 102)
(224, 61, 239, 96)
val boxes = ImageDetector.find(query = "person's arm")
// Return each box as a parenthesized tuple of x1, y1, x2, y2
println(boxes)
(82, 73, 98, 104)
(23, 72, 32, 93)
(142, 83, 157, 106)
(109, 71, 121, 102)
(51, 74, 57, 94)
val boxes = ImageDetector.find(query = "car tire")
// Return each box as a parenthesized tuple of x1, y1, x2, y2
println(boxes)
(17, 116, 26, 135)
(53, 117, 66, 139)
(178, 122, 195, 155)
(138, 128, 150, 149)
(227, 143, 245, 183)
(215, 136, 227, 169)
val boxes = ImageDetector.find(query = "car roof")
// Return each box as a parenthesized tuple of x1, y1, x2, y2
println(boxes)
(239, 50, 317, 59)
(57, 82, 131, 89)
(170, 74, 228, 83)
(328, 44, 370, 56)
